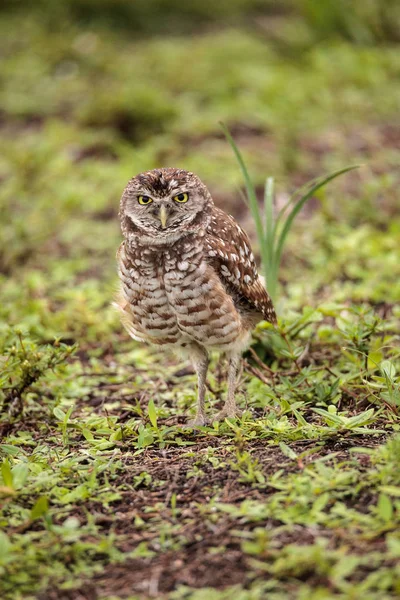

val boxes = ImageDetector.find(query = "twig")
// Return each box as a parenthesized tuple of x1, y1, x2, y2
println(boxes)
(243, 361, 271, 386)
(248, 348, 275, 378)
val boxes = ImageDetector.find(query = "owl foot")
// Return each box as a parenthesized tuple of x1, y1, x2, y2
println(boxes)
(186, 414, 209, 427)
(213, 406, 243, 422)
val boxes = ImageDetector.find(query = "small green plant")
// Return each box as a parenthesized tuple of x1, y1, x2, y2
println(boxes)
(230, 449, 266, 485)
(365, 359, 400, 411)
(53, 405, 75, 446)
(0, 332, 76, 415)
(338, 308, 381, 369)
(221, 123, 359, 303)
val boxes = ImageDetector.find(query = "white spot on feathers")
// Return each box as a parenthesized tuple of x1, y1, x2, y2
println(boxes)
(220, 265, 231, 278)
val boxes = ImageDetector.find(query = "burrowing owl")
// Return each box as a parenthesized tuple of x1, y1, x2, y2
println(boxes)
(115, 168, 276, 425)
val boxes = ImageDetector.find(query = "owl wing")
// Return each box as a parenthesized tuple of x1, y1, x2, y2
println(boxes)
(205, 207, 277, 325)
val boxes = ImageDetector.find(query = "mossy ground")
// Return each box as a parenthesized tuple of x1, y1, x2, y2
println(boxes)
(1, 2, 400, 599)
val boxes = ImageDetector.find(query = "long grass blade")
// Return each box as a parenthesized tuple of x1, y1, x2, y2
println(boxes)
(264, 176, 276, 298)
(222, 123, 358, 304)
(220, 123, 270, 277)
(274, 172, 327, 231)
(264, 177, 274, 265)
(273, 165, 360, 274)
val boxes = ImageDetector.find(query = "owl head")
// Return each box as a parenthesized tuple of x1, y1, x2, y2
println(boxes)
(119, 168, 213, 244)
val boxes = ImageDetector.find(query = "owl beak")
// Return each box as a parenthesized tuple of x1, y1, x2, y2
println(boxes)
(158, 205, 168, 229)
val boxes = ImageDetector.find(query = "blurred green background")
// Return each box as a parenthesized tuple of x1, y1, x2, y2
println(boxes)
(1, 0, 399, 344)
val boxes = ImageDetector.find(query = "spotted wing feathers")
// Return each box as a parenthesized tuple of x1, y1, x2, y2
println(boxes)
(205, 208, 277, 324)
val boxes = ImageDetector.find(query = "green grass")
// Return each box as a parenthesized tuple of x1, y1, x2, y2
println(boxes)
(1, 2, 400, 599)
(222, 123, 360, 301)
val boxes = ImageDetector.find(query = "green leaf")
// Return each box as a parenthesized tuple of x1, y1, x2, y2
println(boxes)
(379, 486, 400, 498)
(148, 399, 158, 429)
(1, 460, 13, 488)
(12, 463, 29, 489)
(377, 493, 393, 522)
(137, 426, 155, 449)
(380, 360, 396, 380)
(30, 496, 49, 520)
(312, 492, 330, 513)
(82, 428, 94, 441)
(292, 408, 308, 426)
(345, 409, 376, 428)
(53, 406, 66, 421)
(0, 444, 22, 456)
(331, 555, 360, 581)
(171, 492, 177, 511)
(64, 405, 74, 423)
(0, 532, 11, 562)
(312, 408, 345, 426)
(279, 442, 297, 459)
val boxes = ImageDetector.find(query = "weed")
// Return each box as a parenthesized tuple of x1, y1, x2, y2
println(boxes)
(0, 332, 76, 415)
(222, 123, 359, 302)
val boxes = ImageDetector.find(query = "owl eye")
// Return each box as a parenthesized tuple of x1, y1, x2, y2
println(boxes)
(138, 195, 153, 205)
(173, 192, 189, 203)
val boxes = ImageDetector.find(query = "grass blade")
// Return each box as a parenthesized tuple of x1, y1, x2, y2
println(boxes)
(220, 123, 269, 279)
(264, 176, 278, 299)
(273, 165, 360, 275)
(264, 177, 274, 267)
(274, 172, 326, 231)
(148, 398, 158, 429)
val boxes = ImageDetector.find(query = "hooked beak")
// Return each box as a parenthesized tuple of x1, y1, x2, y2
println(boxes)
(158, 205, 168, 229)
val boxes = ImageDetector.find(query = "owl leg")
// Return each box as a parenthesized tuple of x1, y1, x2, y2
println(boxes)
(214, 353, 243, 421)
(187, 344, 209, 427)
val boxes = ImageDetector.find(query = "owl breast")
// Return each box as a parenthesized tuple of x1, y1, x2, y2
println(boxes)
(116, 235, 246, 351)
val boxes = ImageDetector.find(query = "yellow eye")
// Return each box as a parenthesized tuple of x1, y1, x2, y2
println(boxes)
(138, 195, 153, 205)
(173, 192, 189, 203)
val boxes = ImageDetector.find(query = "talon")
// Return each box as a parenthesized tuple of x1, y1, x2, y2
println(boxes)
(213, 407, 243, 422)
(186, 415, 209, 427)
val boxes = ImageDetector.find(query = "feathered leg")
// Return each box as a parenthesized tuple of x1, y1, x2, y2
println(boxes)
(215, 352, 242, 421)
(187, 343, 209, 426)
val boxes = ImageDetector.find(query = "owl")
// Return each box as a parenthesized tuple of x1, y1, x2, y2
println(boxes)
(115, 168, 276, 425)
